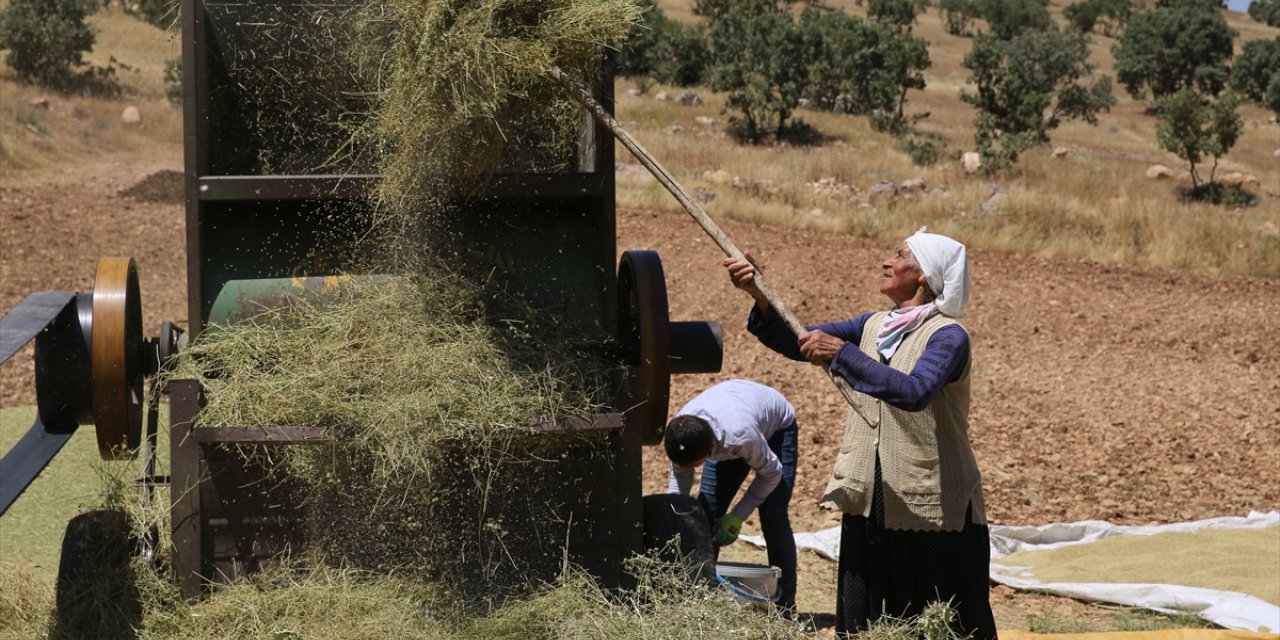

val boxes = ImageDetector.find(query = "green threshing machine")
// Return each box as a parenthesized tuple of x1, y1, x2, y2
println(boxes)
(0, 0, 722, 605)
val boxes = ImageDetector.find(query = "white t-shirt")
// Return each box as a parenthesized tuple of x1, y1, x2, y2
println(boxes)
(666, 379, 796, 520)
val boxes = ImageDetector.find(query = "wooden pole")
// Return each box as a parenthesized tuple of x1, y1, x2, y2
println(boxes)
(547, 66, 868, 416)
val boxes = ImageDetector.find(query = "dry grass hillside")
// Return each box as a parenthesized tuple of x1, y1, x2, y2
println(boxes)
(0, 8, 183, 172)
(629, 0, 1280, 279)
(1, 4, 1276, 282)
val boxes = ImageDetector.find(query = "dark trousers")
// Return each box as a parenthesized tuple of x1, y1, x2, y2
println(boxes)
(835, 457, 998, 639)
(697, 421, 799, 613)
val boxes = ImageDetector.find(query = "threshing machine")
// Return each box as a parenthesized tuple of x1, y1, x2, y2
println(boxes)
(0, 0, 722, 605)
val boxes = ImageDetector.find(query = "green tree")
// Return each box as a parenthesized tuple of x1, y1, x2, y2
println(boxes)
(1266, 73, 1280, 116)
(1063, 0, 1104, 32)
(977, 0, 1053, 40)
(800, 9, 885, 112)
(1113, 2, 1235, 101)
(1156, 0, 1224, 9)
(1064, 0, 1132, 35)
(617, 1, 708, 86)
(961, 27, 1115, 167)
(650, 21, 710, 86)
(616, 0, 666, 77)
(1155, 89, 1241, 191)
(1248, 0, 1280, 26)
(707, 0, 808, 142)
(939, 0, 981, 35)
(0, 0, 96, 89)
(799, 9, 930, 133)
(876, 30, 931, 133)
(868, 0, 929, 31)
(1230, 37, 1280, 116)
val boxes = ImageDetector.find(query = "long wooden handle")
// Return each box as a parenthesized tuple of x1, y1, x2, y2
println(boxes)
(547, 66, 869, 418)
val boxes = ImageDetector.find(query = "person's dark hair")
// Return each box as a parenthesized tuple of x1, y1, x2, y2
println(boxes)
(664, 414, 714, 466)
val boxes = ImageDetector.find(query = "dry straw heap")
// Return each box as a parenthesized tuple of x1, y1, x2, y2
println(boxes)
(171, 273, 618, 596)
(374, 0, 640, 234)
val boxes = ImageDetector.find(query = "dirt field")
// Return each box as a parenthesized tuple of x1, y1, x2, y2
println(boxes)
(2, 149, 1277, 629)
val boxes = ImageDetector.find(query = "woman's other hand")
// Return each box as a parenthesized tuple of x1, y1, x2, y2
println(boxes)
(723, 252, 770, 311)
(798, 329, 845, 366)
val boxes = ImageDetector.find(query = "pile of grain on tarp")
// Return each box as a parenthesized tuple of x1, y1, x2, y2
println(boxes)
(998, 527, 1280, 606)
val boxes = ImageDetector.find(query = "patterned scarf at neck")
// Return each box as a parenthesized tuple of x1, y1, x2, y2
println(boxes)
(876, 303, 935, 360)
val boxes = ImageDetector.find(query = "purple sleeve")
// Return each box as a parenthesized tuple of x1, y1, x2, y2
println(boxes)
(747, 305, 873, 361)
(829, 325, 970, 412)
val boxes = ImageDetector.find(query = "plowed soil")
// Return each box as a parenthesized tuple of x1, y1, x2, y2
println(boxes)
(3, 151, 1277, 628)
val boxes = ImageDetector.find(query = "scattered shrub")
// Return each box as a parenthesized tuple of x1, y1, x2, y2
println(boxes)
(961, 27, 1115, 167)
(800, 8, 930, 134)
(164, 57, 182, 104)
(1248, 0, 1280, 26)
(1229, 37, 1280, 117)
(1113, 1, 1235, 101)
(1064, 0, 1132, 35)
(616, 0, 665, 77)
(1182, 182, 1256, 207)
(939, 0, 980, 35)
(868, 0, 929, 31)
(800, 9, 884, 114)
(650, 20, 710, 86)
(902, 135, 947, 166)
(976, 0, 1052, 40)
(0, 0, 96, 89)
(707, 0, 808, 143)
(1155, 88, 1241, 192)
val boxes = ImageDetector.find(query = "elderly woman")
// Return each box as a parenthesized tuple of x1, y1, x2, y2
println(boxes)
(725, 228, 996, 639)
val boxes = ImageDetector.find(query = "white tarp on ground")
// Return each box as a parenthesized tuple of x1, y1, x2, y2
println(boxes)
(740, 511, 1280, 632)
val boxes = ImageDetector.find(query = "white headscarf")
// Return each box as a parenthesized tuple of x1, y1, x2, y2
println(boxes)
(904, 226, 969, 318)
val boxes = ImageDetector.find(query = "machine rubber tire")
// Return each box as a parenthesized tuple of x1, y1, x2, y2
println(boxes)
(641, 494, 717, 584)
(53, 510, 143, 640)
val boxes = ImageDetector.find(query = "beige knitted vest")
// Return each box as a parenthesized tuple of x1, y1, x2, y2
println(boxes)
(818, 312, 986, 532)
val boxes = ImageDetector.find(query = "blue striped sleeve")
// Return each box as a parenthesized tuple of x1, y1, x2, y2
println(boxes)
(829, 325, 969, 412)
(747, 305, 873, 361)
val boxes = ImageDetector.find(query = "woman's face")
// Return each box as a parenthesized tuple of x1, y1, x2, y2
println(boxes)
(880, 243, 927, 303)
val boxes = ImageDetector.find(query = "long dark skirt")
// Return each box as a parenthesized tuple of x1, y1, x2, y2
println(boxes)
(835, 460, 998, 639)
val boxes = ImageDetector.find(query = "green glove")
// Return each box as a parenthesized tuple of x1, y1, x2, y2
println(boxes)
(713, 514, 743, 546)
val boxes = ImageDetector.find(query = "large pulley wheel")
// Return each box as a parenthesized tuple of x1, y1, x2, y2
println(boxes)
(91, 257, 144, 460)
(617, 250, 671, 446)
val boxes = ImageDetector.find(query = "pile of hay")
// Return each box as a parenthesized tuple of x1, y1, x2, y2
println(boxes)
(170, 274, 618, 592)
(173, 274, 610, 460)
(373, 0, 640, 226)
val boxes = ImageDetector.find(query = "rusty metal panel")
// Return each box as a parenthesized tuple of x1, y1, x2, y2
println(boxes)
(168, 380, 204, 599)
(198, 444, 309, 588)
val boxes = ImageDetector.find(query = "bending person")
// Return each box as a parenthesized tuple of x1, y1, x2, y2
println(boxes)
(724, 229, 997, 639)
(664, 379, 799, 615)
